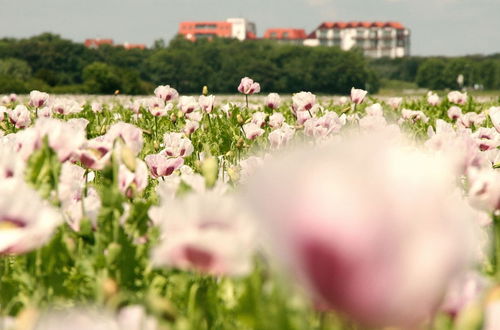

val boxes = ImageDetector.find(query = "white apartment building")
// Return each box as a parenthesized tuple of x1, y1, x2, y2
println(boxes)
(304, 22, 410, 58)
(226, 18, 257, 41)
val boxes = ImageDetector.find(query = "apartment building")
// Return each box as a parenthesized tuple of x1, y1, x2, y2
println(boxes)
(178, 18, 257, 41)
(304, 21, 410, 58)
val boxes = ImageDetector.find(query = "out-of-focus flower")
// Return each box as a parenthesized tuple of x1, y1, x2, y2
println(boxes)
(161, 132, 194, 158)
(154, 85, 179, 102)
(427, 91, 440, 106)
(489, 106, 500, 133)
(268, 112, 285, 129)
(365, 103, 383, 117)
(350, 88, 367, 105)
(238, 77, 260, 95)
(242, 123, 264, 140)
(251, 111, 267, 128)
(64, 188, 101, 232)
(337, 96, 349, 105)
(484, 301, 500, 330)
(105, 122, 143, 156)
(467, 168, 500, 213)
(0, 179, 62, 255)
(459, 112, 486, 129)
(178, 96, 199, 114)
(304, 112, 345, 138)
(246, 135, 476, 328)
(266, 93, 281, 109)
(448, 91, 468, 105)
(29, 90, 49, 108)
(199, 95, 215, 113)
(35, 118, 87, 162)
(387, 97, 402, 110)
(33, 309, 120, 330)
(401, 109, 429, 123)
(78, 137, 113, 170)
(91, 102, 103, 113)
(145, 154, 184, 178)
(37, 106, 52, 118)
(292, 92, 316, 113)
(0, 142, 24, 180)
(151, 192, 255, 276)
(147, 97, 171, 117)
(183, 120, 200, 136)
(448, 106, 462, 121)
(51, 98, 83, 115)
(8, 105, 31, 128)
(118, 160, 149, 198)
(269, 124, 295, 149)
(441, 272, 489, 317)
(0, 106, 5, 121)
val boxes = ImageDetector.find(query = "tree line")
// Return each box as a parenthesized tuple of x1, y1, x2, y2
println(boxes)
(370, 55, 500, 90)
(0, 33, 499, 95)
(0, 33, 378, 95)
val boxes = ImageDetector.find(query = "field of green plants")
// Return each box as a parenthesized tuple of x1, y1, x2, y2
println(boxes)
(0, 80, 499, 330)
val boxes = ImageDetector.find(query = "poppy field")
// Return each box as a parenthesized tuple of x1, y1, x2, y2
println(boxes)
(0, 79, 499, 330)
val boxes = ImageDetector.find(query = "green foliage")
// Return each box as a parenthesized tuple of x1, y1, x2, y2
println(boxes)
(0, 33, 379, 95)
(0, 58, 32, 80)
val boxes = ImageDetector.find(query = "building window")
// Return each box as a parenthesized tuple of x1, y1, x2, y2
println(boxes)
(270, 32, 277, 39)
(283, 32, 289, 39)
(195, 24, 217, 29)
(318, 29, 328, 38)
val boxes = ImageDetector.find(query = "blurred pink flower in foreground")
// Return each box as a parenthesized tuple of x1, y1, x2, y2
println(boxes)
(238, 77, 260, 95)
(246, 134, 477, 328)
(350, 88, 367, 105)
(489, 106, 500, 133)
(150, 192, 255, 276)
(0, 179, 62, 255)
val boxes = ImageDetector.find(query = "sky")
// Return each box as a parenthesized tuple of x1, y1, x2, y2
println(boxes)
(0, 0, 499, 56)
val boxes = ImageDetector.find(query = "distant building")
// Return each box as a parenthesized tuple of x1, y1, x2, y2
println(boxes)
(123, 42, 147, 50)
(178, 18, 257, 41)
(304, 21, 410, 58)
(263, 28, 307, 45)
(84, 38, 114, 49)
(84, 39, 146, 50)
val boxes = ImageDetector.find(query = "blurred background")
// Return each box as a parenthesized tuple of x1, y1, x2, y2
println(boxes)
(0, 0, 499, 95)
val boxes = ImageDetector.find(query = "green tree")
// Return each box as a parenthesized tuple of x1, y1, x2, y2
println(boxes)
(83, 62, 122, 94)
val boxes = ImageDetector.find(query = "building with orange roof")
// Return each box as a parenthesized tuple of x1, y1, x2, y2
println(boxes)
(84, 38, 114, 49)
(179, 18, 256, 41)
(123, 42, 147, 50)
(263, 28, 307, 45)
(304, 21, 410, 58)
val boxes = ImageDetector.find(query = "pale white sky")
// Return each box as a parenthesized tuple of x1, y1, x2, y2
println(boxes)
(0, 0, 499, 56)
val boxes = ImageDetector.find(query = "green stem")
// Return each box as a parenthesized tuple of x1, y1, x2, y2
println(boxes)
(494, 215, 500, 280)
(154, 116, 158, 141)
(245, 94, 249, 109)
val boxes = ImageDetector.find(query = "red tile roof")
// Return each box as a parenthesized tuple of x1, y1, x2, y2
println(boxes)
(263, 28, 307, 40)
(317, 21, 406, 30)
